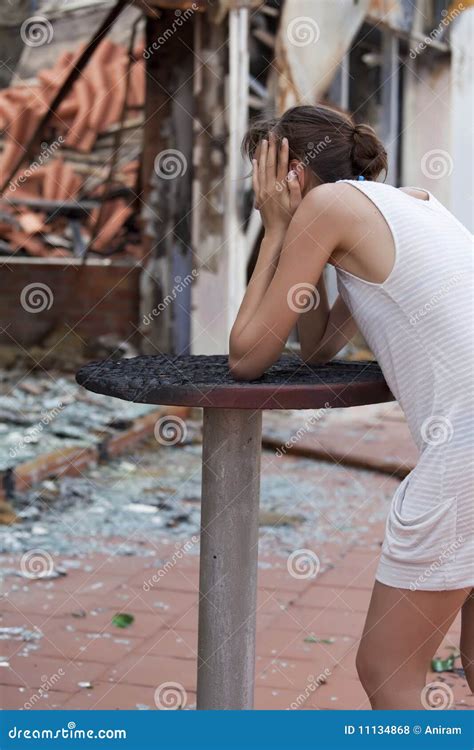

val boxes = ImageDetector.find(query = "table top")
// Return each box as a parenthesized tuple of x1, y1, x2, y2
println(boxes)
(76, 354, 393, 410)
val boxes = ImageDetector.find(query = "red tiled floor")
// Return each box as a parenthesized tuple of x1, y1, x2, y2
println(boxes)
(67, 608, 174, 639)
(297, 584, 373, 612)
(0, 655, 107, 692)
(127, 567, 199, 592)
(256, 656, 331, 691)
(315, 563, 379, 590)
(271, 605, 367, 635)
(136, 629, 198, 659)
(0, 685, 70, 710)
(36, 623, 144, 664)
(256, 629, 356, 663)
(254, 686, 311, 710)
(60, 682, 195, 711)
(77, 586, 198, 619)
(0, 542, 471, 711)
(308, 678, 371, 710)
(103, 654, 196, 690)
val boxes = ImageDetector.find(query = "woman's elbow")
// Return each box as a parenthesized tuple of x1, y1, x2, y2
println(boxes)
(300, 345, 331, 366)
(228, 332, 262, 381)
(228, 355, 262, 381)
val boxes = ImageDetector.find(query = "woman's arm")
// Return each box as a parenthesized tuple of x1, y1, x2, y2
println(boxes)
(229, 184, 343, 380)
(231, 134, 302, 339)
(296, 275, 330, 359)
(298, 293, 357, 364)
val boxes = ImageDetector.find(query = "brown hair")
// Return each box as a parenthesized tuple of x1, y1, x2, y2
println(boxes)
(242, 104, 387, 183)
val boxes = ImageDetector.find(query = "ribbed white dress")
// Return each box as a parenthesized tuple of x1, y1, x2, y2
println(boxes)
(335, 179, 473, 591)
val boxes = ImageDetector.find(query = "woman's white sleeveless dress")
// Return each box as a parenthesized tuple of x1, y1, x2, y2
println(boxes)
(335, 179, 473, 591)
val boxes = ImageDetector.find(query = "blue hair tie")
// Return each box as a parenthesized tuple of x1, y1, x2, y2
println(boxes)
(357, 175, 365, 181)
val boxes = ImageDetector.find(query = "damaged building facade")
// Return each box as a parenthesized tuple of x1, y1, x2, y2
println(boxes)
(0, 0, 471, 359)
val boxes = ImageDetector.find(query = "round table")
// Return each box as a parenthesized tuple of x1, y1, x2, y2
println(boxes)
(76, 354, 393, 710)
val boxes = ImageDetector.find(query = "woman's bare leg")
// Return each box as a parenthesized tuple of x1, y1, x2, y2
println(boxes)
(356, 581, 470, 709)
(460, 589, 474, 692)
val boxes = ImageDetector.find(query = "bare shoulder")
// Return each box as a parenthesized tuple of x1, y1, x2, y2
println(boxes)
(299, 182, 356, 220)
(288, 183, 364, 251)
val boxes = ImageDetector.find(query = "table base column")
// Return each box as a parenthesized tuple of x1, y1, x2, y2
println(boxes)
(197, 407, 262, 710)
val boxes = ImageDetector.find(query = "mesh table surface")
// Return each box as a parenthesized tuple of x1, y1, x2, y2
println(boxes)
(76, 354, 393, 410)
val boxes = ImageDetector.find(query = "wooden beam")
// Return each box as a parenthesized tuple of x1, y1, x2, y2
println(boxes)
(140, 12, 195, 354)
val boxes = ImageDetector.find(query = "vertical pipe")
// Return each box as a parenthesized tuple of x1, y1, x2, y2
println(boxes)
(197, 407, 262, 710)
(381, 30, 400, 185)
(226, 8, 250, 337)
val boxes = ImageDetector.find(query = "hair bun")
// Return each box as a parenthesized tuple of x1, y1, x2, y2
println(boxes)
(351, 123, 387, 181)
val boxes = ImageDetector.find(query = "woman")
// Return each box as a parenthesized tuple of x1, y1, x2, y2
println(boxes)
(229, 104, 473, 709)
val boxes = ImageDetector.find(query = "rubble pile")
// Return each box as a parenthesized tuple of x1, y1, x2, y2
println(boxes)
(0, 372, 157, 472)
(0, 39, 145, 259)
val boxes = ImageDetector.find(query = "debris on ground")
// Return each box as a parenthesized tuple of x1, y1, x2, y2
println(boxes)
(112, 614, 135, 629)
(0, 38, 145, 260)
(0, 372, 160, 472)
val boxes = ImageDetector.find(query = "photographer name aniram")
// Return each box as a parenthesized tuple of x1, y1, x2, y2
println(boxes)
(424, 727, 462, 735)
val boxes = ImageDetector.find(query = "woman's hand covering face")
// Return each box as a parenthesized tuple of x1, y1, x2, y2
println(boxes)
(252, 132, 303, 235)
